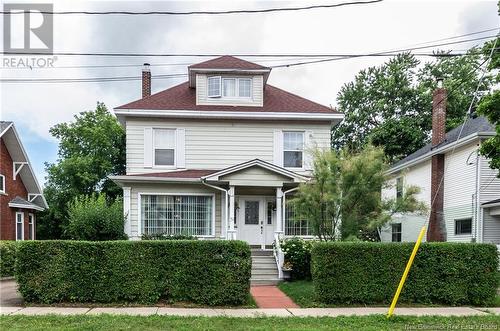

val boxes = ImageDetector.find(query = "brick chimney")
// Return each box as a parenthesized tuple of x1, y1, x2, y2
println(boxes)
(142, 63, 151, 98)
(427, 78, 447, 242)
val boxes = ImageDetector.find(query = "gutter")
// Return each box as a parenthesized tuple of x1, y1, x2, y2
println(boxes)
(201, 179, 229, 239)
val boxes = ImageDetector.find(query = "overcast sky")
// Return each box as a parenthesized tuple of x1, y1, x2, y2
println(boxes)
(1, 0, 498, 186)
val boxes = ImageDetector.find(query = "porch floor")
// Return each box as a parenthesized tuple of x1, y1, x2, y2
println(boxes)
(250, 286, 299, 309)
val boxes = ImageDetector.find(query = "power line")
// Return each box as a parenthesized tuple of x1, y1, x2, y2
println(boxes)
(0, 0, 382, 16)
(1, 73, 188, 83)
(3, 35, 495, 59)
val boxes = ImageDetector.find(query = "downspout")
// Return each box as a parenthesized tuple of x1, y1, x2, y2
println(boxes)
(201, 179, 228, 239)
(475, 149, 482, 243)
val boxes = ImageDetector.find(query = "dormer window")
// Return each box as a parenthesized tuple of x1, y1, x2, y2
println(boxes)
(207, 76, 221, 97)
(208, 76, 252, 99)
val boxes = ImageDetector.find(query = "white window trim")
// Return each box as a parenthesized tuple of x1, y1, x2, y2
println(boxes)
(207, 76, 222, 98)
(137, 192, 216, 238)
(28, 213, 35, 240)
(283, 130, 305, 170)
(152, 128, 176, 169)
(0, 174, 5, 194)
(454, 217, 473, 236)
(16, 212, 24, 241)
(208, 76, 253, 100)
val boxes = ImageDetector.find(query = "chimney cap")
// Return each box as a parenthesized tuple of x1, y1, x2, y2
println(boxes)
(436, 77, 443, 88)
(142, 63, 151, 72)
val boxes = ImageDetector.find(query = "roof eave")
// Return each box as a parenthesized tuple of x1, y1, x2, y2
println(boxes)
(8, 202, 45, 211)
(386, 132, 494, 175)
(114, 108, 343, 122)
(110, 175, 202, 186)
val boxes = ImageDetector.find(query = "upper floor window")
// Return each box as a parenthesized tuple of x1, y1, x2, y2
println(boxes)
(0, 174, 5, 193)
(208, 76, 252, 99)
(207, 76, 221, 97)
(154, 129, 175, 166)
(283, 131, 304, 168)
(396, 177, 403, 199)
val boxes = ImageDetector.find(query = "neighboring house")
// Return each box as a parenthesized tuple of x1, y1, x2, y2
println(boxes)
(111, 56, 342, 249)
(0, 122, 48, 240)
(380, 82, 500, 244)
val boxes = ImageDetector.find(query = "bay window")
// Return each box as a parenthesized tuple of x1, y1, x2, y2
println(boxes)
(283, 131, 304, 168)
(154, 128, 175, 166)
(285, 205, 311, 236)
(28, 213, 34, 240)
(141, 194, 214, 236)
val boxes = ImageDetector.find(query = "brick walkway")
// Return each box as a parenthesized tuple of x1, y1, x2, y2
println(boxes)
(250, 286, 299, 308)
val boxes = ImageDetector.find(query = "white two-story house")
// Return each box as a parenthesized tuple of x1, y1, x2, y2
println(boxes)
(380, 81, 500, 245)
(111, 56, 342, 251)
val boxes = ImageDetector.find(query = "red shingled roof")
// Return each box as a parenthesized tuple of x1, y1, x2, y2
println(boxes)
(116, 82, 338, 114)
(189, 55, 269, 70)
(129, 169, 218, 178)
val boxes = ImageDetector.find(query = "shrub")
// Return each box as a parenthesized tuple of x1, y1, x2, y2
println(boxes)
(0, 241, 18, 277)
(141, 233, 197, 240)
(280, 237, 314, 280)
(65, 194, 127, 241)
(312, 242, 499, 306)
(16, 240, 251, 305)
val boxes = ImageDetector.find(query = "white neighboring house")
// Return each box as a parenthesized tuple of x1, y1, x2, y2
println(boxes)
(380, 112, 500, 244)
(110, 56, 342, 266)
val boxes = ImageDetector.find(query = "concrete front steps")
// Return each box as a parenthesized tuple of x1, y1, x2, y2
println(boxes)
(250, 250, 280, 286)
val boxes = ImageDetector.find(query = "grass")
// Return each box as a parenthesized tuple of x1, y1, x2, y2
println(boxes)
(0, 315, 499, 331)
(278, 281, 500, 308)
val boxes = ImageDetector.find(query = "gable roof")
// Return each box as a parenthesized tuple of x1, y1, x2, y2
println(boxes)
(116, 81, 339, 115)
(389, 116, 495, 173)
(0, 121, 48, 209)
(189, 56, 269, 70)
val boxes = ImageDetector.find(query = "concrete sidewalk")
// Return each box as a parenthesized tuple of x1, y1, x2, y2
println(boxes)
(1, 306, 499, 317)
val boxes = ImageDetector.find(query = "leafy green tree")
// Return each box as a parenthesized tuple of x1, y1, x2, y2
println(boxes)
(333, 50, 493, 162)
(66, 194, 127, 241)
(37, 103, 125, 239)
(478, 37, 500, 177)
(290, 145, 426, 241)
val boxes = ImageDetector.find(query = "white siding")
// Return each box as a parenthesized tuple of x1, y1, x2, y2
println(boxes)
(220, 165, 291, 187)
(443, 144, 478, 243)
(196, 74, 264, 107)
(126, 118, 331, 175)
(480, 155, 500, 244)
(129, 183, 221, 240)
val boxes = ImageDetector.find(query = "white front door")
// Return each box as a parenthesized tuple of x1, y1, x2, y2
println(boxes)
(238, 197, 265, 248)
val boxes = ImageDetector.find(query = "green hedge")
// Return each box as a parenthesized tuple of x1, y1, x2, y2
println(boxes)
(0, 241, 18, 277)
(312, 242, 499, 306)
(16, 240, 251, 305)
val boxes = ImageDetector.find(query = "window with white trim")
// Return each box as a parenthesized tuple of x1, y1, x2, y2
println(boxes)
(28, 213, 35, 240)
(455, 218, 472, 235)
(0, 174, 5, 193)
(154, 128, 175, 166)
(239, 78, 252, 98)
(16, 212, 24, 241)
(392, 223, 402, 242)
(285, 205, 311, 236)
(283, 131, 304, 168)
(223, 78, 236, 97)
(141, 195, 213, 236)
(396, 177, 403, 199)
(207, 76, 221, 97)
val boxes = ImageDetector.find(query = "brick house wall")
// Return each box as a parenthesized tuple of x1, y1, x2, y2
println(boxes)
(0, 138, 35, 240)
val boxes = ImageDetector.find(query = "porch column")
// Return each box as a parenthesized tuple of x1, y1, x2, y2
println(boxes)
(123, 187, 131, 238)
(227, 186, 236, 240)
(275, 187, 284, 236)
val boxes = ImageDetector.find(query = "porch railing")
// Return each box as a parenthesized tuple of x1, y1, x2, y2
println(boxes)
(273, 233, 284, 279)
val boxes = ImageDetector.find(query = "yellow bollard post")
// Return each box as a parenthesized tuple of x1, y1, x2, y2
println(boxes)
(386, 226, 426, 318)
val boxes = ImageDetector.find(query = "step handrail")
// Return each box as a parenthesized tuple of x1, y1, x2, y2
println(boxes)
(273, 233, 284, 279)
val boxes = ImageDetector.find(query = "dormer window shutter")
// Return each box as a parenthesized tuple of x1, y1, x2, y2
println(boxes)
(144, 127, 153, 168)
(207, 76, 221, 98)
(176, 128, 186, 168)
(273, 130, 283, 167)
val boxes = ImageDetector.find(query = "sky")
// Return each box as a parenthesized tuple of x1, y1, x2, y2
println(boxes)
(0, 0, 499, 187)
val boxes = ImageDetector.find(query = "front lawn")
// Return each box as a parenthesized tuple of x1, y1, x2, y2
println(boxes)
(1, 315, 499, 331)
(279, 281, 500, 308)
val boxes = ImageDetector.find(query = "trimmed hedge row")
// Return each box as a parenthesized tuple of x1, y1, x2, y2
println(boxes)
(0, 241, 18, 277)
(16, 240, 251, 305)
(312, 242, 499, 306)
